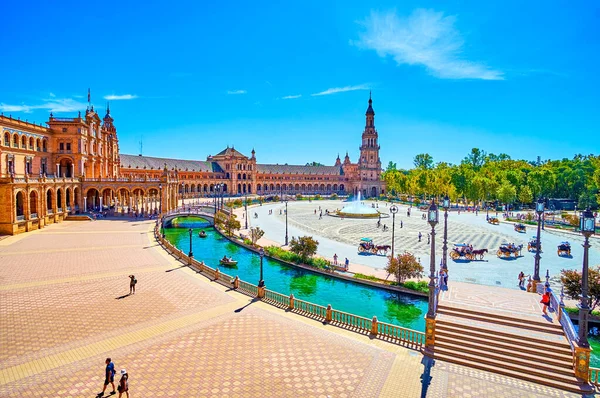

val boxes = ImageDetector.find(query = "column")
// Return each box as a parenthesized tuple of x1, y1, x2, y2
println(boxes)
(71, 164, 74, 178)
(99, 197, 103, 210)
(56, 164, 60, 177)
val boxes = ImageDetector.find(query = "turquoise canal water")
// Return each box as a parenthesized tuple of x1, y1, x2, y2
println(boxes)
(165, 216, 427, 331)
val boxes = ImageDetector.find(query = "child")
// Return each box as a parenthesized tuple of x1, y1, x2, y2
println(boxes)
(117, 369, 129, 398)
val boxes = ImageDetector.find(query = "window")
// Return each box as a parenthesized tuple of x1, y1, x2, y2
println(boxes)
(66, 143, 71, 151)
(62, 128, 67, 133)
(3, 132, 8, 146)
(59, 143, 64, 151)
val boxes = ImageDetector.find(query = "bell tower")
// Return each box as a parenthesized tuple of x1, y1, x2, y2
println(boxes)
(358, 92, 382, 193)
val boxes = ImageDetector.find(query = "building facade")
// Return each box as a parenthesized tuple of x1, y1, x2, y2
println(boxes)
(0, 96, 385, 235)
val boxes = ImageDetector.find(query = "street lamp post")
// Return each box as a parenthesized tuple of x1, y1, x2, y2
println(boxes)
(442, 195, 450, 271)
(284, 199, 289, 246)
(578, 208, 596, 347)
(258, 247, 265, 287)
(427, 200, 439, 319)
(158, 184, 163, 214)
(188, 228, 193, 258)
(244, 195, 248, 229)
(533, 197, 545, 284)
(389, 205, 398, 280)
(181, 182, 184, 209)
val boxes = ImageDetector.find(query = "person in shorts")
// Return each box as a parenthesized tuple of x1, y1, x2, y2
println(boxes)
(100, 357, 116, 396)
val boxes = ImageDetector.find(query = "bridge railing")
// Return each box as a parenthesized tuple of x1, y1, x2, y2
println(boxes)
(153, 221, 425, 348)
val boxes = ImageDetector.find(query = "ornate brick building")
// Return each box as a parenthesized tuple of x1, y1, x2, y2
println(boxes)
(0, 95, 384, 235)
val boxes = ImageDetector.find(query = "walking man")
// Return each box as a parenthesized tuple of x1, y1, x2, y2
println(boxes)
(100, 357, 116, 396)
(129, 275, 137, 295)
(418, 232, 422, 242)
(333, 253, 338, 265)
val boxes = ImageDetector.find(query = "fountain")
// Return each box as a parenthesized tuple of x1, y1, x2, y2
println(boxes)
(333, 192, 387, 218)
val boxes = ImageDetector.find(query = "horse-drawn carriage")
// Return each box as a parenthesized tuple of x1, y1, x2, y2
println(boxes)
(497, 243, 523, 258)
(514, 223, 526, 233)
(557, 241, 571, 257)
(357, 238, 390, 256)
(488, 217, 500, 225)
(450, 243, 488, 261)
(527, 236, 542, 252)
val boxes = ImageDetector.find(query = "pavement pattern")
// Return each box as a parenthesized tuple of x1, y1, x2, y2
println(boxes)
(0, 218, 588, 397)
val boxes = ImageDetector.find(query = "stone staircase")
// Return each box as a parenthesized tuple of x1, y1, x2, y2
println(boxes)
(432, 304, 593, 394)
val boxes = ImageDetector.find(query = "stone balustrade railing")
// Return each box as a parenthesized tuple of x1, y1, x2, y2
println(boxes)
(153, 221, 425, 347)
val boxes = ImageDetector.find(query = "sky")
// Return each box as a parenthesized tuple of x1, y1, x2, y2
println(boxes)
(0, 1, 599, 169)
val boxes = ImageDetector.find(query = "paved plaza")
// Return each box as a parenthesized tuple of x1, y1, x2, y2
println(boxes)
(247, 200, 600, 288)
(0, 217, 590, 397)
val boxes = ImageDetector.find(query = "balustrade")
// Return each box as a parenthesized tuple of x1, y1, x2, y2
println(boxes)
(16, 215, 25, 221)
(264, 289, 289, 307)
(30, 213, 38, 219)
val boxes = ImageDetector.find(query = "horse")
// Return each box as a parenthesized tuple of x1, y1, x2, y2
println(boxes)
(471, 248, 488, 260)
(376, 245, 391, 255)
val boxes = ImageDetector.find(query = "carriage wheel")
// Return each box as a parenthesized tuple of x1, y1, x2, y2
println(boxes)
(358, 246, 365, 253)
(496, 250, 502, 257)
(450, 252, 458, 260)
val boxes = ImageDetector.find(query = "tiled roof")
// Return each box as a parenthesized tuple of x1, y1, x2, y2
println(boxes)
(119, 154, 222, 172)
(214, 147, 247, 157)
(256, 164, 343, 175)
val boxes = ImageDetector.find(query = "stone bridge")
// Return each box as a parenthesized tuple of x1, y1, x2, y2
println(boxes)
(161, 205, 231, 227)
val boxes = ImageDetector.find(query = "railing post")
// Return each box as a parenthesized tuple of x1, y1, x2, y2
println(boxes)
(257, 285, 265, 299)
(558, 285, 565, 323)
(425, 318, 436, 354)
(326, 304, 332, 322)
(289, 293, 295, 310)
(214, 268, 220, 281)
(371, 316, 378, 336)
(233, 276, 240, 289)
(574, 343, 592, 382)
(198, 261, 204, 273)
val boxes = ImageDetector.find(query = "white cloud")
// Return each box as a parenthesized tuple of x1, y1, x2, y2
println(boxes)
(227, 90, 247, 95)
(311, 84, 370, 96)
(0, 98, 87, 114)
(355, 9, 503, 80)
(103, 94, 138, 100)
(49, 92, 56, 98)
(282, 94, 302, 99)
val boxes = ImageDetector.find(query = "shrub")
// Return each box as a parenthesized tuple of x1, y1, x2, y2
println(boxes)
(330, 193, 338, 200)
(296, 194, 303, 200)
(310, 257, 330, 269)
(314, 194, 321, 200)
(354, 273, 382, 282)
(385, 251, 424, 283)
(289, 236, 319, 261)
(243, 238, 253, 246)
(402, 280, 428, 293)
(414, 198, 421, 206)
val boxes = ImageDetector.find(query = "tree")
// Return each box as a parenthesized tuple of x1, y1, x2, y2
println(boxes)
(463, 148, 487, 171)
(413, 153, 434, 170)
(386, 161, 397, 172)
(305, 161, 324, 166)
(214, 211, 241, 237)
(385, 251, 424, 283)
(289, 236, 319, 261)
(517, 185, 533, 204)
(561, 267, 600, 310)
(497, 182, 516, 206)
(249, 227, 264, 245)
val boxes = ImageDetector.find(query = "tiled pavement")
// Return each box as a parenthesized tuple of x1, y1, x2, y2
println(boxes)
(0, 220, 589, 397)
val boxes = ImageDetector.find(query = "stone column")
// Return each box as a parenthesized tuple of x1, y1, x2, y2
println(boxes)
(56, 164, 60, 177)
(83, 197, 87, 212)
(71, 164, 74, 178)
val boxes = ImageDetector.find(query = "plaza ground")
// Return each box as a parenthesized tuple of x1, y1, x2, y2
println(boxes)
(244, 200, 600, 288)
(0, 217, 588, 397)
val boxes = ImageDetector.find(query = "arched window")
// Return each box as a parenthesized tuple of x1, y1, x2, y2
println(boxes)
(243, 173, 246, 180)
(42, 140, 48, 152)
(29, 191, 38, 217)
(4, 132, 10, 146)
(21, 135, 26, 148)
(237, 173, 241, 179)
(13, 134, 18, 147)
(29, 137, 34, 149)
(16, 191, 24, 219)
(46, 190, 53, 211)
(36, 139, 41, 151)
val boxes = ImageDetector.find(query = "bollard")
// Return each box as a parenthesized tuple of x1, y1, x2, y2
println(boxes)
(233, 276, 240, 289)
(257, 285, 265, 299)
(326, 304, 332, 322)
(371, 316, 378, 336)
(289, 293, 295, 310)
(214, 268, 220, 281)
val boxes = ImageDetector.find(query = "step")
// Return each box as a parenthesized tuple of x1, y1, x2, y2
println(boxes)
(437, 306, 564, 335)
(434, 339, 572, 373)
(436, 322, 571, 351)
(438, 304, 563, 330)
(433, 345, 580, 385)
(430, 351, 592, 395)
(436, 331, 573, 362)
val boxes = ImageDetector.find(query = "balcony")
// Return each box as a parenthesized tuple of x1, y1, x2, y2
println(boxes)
(30, 213, 38, 219)
(16, 215, 25, 221)
(57, 208, 63, 213)
(47, 209, 54, 215)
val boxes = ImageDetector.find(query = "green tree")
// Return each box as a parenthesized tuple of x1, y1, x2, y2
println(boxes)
(386, 161, 397, 172)
(385, 252, 424, 283)
(214, 211, 241, 237)
(497, 182, 517, 206)
(413, 153, 434, 170)
(463, 148, 487, 170)
(517, 185, 533, 204)
(289, 236, 319, 261)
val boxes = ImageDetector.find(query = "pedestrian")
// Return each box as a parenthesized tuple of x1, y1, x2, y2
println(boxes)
(333, 253, 338, 265)
(117, 369, 129, 398)
(400, 220, 403, 228)
(518, 271, 525, 288)
(541, 289, 551, 315)
(427, 234, 430, 244)
(418, 232, 422, 242)
(129, 275, 137, 295)
(100, 358, 116, 396)
(344, 257, 349, 271)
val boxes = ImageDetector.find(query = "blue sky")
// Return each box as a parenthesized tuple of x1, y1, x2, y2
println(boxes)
(1, 1, 598, 169)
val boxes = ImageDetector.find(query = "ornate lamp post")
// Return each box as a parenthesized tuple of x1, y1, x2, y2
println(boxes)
(181, 182, 184, 208)
(424, 200, 439, 353)
(533, 197, 544, 286)
(572, 208, 596, 382)
(389, 205, 398, 280)
(244, 195, 248, 229)
(258, 247, 265, 287)
(158, 184, 163, 214)
(284, 199, 289, 246)
(442, 195, 450, 271)
(188, 227, 193, 258)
